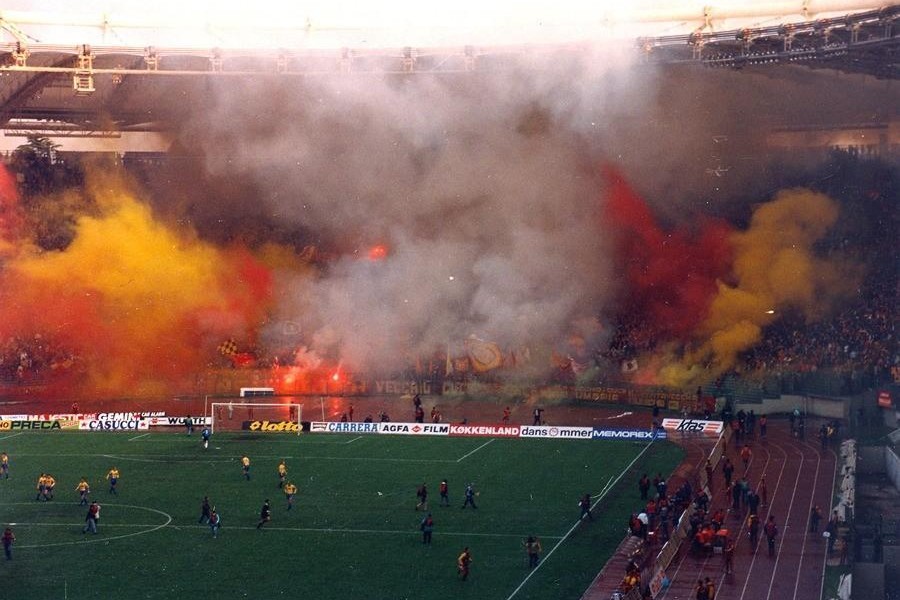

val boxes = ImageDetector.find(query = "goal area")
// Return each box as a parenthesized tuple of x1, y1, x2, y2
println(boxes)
(210, 402, 303, 434)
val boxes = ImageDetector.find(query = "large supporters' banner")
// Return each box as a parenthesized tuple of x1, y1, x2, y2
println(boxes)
(378, 422, 450, 436)
(449, 424, 520, 437)
(518, 425, 594, 439)
(79, 419, 150, 431)
(592, 427, 667, 441)
(661, 418, 723, 435)
(309, 421, 380, 434)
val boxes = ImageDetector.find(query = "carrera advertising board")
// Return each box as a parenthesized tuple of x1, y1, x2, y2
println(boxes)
(309, 421, 381, 434)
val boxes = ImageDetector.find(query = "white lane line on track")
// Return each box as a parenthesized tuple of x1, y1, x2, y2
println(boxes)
(791, 439, 823, 600)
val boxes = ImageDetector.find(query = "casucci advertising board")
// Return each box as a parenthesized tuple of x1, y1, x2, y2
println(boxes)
(78, 419, 150, 431)
(661, 418, 724, 435)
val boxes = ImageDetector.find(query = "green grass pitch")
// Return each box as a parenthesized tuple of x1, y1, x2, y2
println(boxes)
(0, 431, 683, 599)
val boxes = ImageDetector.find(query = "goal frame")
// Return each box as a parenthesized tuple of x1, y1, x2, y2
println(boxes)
(210, 402, 303, 435)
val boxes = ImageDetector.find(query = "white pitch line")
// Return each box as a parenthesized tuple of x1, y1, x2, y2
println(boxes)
(2, 521, 564, 540)
(15, 452, 456, 464)
(456, 438, 495, 463)
(0, 431, 24, 441)
(343, 436, 363, 445)
(506, 438, 658, 600)
(127, 433, 150, 442)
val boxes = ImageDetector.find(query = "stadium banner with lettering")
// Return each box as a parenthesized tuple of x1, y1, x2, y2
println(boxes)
(448, 424, 520, 437)
(518, 425, 594, 439)
(0, 415, 29, 421)
(241, 420, 303, 433)
(378, 422, 450, 436)
(0, 419, 66, 431)
(592, 428, 667, 441)
(148, 416, 211, 427)
(309, 421, 380, 434)
(661, 418, 724, 435)
(79, 419, 150, 431)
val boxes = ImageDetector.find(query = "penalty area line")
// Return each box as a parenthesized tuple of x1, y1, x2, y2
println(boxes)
(505, 438, 658, 600)
(127, 433, 150, 442)
(456, 438, 495, 463)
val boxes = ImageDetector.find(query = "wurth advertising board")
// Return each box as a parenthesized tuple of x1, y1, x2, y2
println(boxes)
(661, 418, 723, 435)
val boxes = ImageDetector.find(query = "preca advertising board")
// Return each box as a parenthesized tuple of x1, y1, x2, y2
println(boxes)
(661, 418, 724, 435)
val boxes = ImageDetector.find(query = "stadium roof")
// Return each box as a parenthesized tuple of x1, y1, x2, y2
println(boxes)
(0, 1, 896, 134)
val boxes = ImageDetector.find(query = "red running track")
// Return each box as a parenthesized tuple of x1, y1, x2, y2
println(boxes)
(655, 419, 837, 600)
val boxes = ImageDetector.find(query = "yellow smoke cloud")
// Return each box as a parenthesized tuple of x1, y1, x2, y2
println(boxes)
(1, 171, 273, 395)
(661, 188, 858, 387)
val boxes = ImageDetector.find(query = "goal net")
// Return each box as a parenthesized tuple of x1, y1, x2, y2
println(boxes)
(210, 402, 303, 434)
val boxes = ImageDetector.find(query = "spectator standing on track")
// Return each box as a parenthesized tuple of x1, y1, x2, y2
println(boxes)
(524, 536, 542, 568)
(241, 456, 251, 480)
(532, 408, 544, 425)
(199, 496, 211, 523)
(457, 547, 472, 580)
(759, 476, 768, 507)
(695, 578, 709, 600)
(705, 460, 714, 491)
(705, 577, 716, 600)
(740, 445, 752, 472)
(184, 415, 194, 435)
(809, 505, 822, 533)
(655, 474, 667, 498)
(439, 479, 449, 506)
(639, 473, 650, 500)
(502, 406, 511, 423)
(759, 414, 767, 439)
(256, 499, 271, 529)
(1, 527, 14, 560)
(420, 513, 434, 544)
(82, 501, 100, 534)
(0, 451, 9, 479)
(764, 515, 778, 557)
(722, 458, 734, 489)
(284, 481, 297, 510)
(416, 483, 428, 511)
(75, 477, 90, 506)
(723, 537, 735, 574)
(748, 514, 760, 548)
(747, 489, 760, 516)
(731, 481, 742, 513)
(106, 467, 120, 495)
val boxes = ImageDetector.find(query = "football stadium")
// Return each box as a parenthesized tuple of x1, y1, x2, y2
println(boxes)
(0, 1, 898, 599)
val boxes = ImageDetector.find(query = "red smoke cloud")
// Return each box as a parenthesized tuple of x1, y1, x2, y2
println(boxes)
(602, 165, 733, 340)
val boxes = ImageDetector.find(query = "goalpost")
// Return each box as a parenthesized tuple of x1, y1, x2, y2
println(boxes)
(210, 401, 303, 435)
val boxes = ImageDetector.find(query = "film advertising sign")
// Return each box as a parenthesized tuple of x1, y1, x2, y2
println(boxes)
(448, 424, 520, 437)
(309, 421, 380, 434)
(518, 425, 594, 439)
(378, 422, 450, 436)
(592, 428, 667, 441)
(661, 418, 724, 435)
